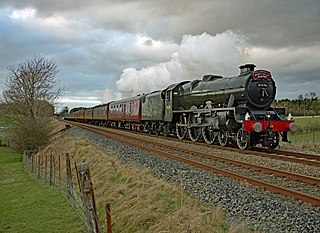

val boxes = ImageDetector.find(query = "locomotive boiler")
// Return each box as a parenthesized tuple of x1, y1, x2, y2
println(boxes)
(177, 64, 275, 110)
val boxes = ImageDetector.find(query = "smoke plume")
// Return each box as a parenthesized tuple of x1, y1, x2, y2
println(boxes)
(101, 30, 249, 101)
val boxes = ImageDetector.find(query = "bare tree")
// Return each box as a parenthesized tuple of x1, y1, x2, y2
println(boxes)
(3, 54, 62, 118)
(2, 54, 63, 151)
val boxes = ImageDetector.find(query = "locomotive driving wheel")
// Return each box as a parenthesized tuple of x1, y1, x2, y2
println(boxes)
(218, 129, 230, 147)
(202, 126, 218, 144)
(188, 114, 201, 142)
(236, 128, 250, 150)
(176, 114, 187, 140)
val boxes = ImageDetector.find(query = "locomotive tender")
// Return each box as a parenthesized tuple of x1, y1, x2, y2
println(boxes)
(64, 64, 296, 150)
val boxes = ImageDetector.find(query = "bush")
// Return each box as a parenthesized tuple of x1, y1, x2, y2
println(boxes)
(8, 116, 52, 151)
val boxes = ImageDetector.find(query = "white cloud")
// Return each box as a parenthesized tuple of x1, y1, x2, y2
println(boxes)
(10, 8, 36, 20)
(115, 31, 248, 98)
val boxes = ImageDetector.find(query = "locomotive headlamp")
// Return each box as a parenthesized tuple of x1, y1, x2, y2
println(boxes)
(253, 122, 263, 132)
(266, 112, 271, 118)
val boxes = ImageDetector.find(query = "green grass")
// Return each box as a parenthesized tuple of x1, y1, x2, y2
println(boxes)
(290, 131, 320, 142)
(0, 147, 85, 233)
(282, 116, 320, 152)
(293, 116, 320, 127)
(290, 116, 320, 143)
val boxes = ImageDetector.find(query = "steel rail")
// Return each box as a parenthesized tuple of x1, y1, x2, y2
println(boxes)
(252, 147, 320, 161)
(170, 136, 320, 167)
(78, 123, 320, 186)
(64, 119, 320, 166)
(70, 122, 320, 206)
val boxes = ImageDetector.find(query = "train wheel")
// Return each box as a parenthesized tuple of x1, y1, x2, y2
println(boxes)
(176, 126, 187, 139)
(267, 132, 279, 149)
(189, 127, 201, 142)
(162, 124, 168, 137)
(176, 115, 187, 140)
(148, 125, 153, 134)
(202, 126, 217, 144)
(154, 124, 160, 136)
(218, 129, 229, 147)
(188, 114, 201, 142)
(236, 128, 250, 150)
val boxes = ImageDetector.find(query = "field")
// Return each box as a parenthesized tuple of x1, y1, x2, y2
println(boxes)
(0, 147, 85, 232)
(293, 116, 320, 128)
(283, 116, 320, 152)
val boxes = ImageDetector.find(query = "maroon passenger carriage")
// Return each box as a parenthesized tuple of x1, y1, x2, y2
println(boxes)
(108, 96, 142, 129)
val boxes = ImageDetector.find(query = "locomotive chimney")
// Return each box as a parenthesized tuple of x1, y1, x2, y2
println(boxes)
(239, 64, 256, 75)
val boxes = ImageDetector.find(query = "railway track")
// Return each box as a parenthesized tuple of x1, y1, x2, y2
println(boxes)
(164, 136, 320, 167)
(66, 121, 320, 206)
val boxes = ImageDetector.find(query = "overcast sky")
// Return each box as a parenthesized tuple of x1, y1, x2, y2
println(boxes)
(0, 0, 319, 111)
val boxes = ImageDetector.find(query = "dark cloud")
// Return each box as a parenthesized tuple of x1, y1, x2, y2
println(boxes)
(276, 70, 320, 99)
(1, 0, 319, 48)
(0, 0, 319, 111)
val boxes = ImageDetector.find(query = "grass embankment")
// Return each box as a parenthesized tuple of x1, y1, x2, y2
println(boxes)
(0, 147, 84, 233)
(36, 120, 253, 233)
(282, 116, 320, 152)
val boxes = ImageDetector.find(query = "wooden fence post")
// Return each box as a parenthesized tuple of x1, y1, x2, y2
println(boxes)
(53, 155, 56, 190)
(66, 153, 74, 200)
(45, 155, 48, 183)
(31, 151, 34, 174)
(59, 155, 61, 193)
(77, 163, 100, 233)
(49, 154, 53, 186)
(37, 155, 41, 179)
(23, 150, 28, 167)
(105, 202, 112, 233)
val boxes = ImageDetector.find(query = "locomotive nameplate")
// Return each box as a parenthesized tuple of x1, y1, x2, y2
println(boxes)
(253, 70, 272, 80)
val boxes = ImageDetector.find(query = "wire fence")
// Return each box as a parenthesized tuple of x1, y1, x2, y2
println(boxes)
(23, 151, 113, 233)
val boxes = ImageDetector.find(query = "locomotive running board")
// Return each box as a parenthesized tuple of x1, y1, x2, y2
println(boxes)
(176, 123, 213, 128)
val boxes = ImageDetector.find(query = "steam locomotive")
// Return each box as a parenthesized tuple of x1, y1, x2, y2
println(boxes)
(64, 64, 297, 150)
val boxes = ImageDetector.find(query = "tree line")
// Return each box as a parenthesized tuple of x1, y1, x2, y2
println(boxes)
(272, 92, 320, 116)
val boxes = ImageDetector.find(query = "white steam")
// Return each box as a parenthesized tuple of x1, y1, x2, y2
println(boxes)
(101, 30, 249, 101)
(100, 88, 123, 103)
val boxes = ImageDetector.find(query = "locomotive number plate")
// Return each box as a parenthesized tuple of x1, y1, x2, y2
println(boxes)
(257, 83, 268, 88)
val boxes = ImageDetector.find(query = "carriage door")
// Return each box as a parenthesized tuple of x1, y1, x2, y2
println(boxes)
(164, 90, 173, 122)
